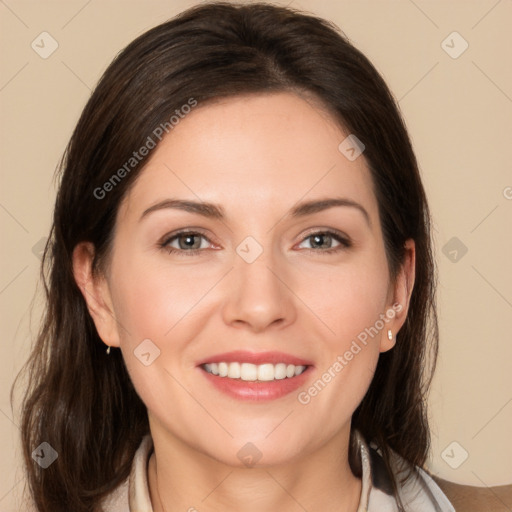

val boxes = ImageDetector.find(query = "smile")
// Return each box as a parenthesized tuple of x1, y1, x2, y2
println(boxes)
(198, 351, 313, 401)
(202, 362, 308, 381)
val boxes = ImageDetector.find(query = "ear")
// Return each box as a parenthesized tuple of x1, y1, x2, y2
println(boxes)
(379, 239, 416, 353)
(72, 242, 120, 349)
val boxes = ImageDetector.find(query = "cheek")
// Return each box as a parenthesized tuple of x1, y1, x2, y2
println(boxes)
(298, 253, 389, 408)
(306, 255, 391, 346)
(109, 252, 205, 344)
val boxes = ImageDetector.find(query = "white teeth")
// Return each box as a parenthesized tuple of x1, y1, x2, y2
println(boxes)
(227, 362, 240, 378)
(203, 362, 307, 381)
(240, 363, 258, 381)
(218, 362, 229, 377)
(257, 363, 274, 381)
(274, 363, 287, 380)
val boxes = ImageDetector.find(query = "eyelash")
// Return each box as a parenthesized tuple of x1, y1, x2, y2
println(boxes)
(159, 229, 352, 257)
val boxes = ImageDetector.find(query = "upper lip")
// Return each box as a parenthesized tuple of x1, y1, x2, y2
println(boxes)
(196, 350, 313, 367)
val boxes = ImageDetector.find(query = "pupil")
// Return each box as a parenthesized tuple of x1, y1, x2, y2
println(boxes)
(314, 234, 328, 248)
(182, 235, 197, 249)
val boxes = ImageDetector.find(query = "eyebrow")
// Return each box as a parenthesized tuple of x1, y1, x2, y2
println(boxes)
(139, 197, 371, 227)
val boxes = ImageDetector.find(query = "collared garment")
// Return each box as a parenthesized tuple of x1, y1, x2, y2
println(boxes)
(101, 430, 456, 512)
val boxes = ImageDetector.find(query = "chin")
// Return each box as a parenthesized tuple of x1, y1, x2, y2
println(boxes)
(200, 435, 306, 469)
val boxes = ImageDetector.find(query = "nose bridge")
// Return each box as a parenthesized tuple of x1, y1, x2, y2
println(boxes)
(222, 234, 294, 331)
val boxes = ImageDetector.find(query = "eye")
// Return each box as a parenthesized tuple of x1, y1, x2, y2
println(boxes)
(160, 231, 213, 256)
(159, 229, 352, 257)
(297, 230, 352, 254)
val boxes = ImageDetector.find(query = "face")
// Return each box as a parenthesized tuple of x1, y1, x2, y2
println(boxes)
(74, 92, 414, 467)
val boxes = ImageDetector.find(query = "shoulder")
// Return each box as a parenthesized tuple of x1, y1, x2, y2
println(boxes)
(356, 430, 456, 511)
(431, 476, 512, 512)
(369, 448, 455, 511)
(361, 432, 512, 512)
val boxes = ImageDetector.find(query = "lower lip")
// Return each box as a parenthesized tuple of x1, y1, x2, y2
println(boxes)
(199, 366, 312, 401)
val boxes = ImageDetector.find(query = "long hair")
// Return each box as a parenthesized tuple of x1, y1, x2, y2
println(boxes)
(13, 2, 438, 510)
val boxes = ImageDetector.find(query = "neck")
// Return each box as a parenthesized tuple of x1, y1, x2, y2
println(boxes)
(147, 426, 362, 512)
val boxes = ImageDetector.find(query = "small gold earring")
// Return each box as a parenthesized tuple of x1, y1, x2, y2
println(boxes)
(106, 345, 111, 355)
(387, 330, 393, 341)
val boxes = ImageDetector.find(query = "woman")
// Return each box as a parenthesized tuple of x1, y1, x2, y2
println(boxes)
(16, 2, 458, 510)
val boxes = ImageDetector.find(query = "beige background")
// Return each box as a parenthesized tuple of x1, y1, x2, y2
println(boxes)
(1, 0, 511, 509)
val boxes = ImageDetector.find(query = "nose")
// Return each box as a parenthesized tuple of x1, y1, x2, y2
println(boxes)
(221, 248, 296, 333)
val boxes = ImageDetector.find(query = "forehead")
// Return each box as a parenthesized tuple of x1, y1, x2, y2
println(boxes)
(118, 92, 378, 224)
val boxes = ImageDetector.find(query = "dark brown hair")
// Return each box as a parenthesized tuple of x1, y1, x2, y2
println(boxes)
(13, 2, 438, 510)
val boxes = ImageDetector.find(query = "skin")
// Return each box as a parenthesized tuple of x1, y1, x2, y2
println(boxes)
(73, 92, 415, 512)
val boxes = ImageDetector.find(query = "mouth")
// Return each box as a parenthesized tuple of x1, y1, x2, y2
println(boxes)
(202, 362, 308, 381)
(197, 351, 313, 401)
